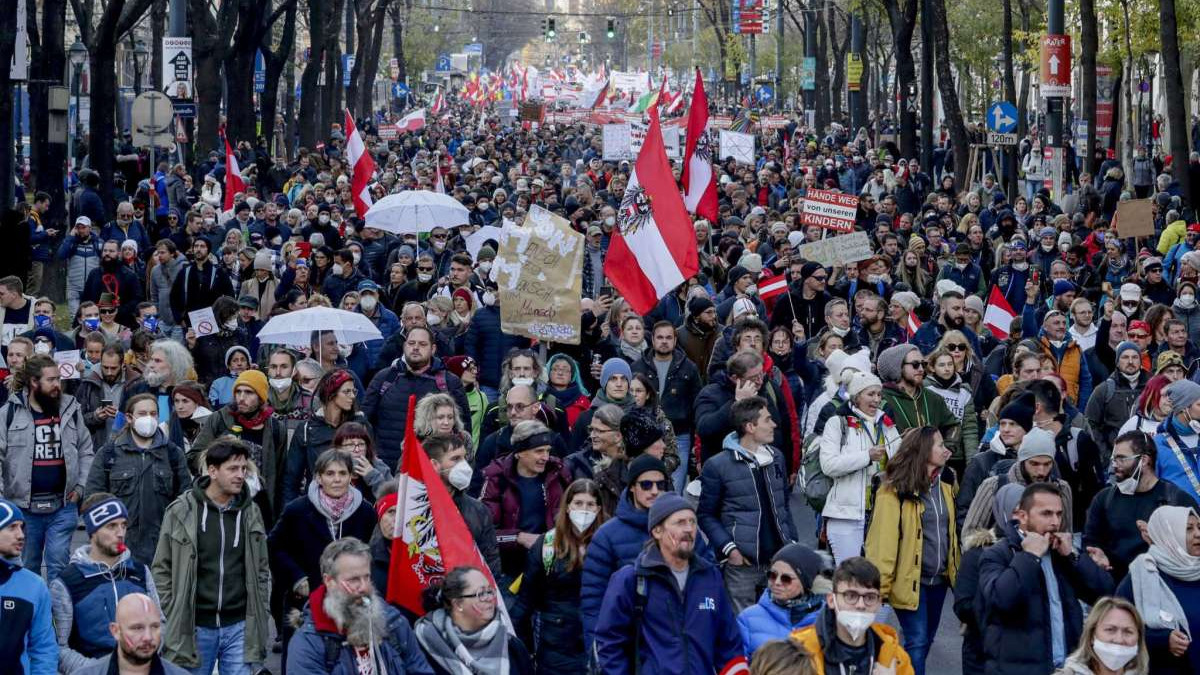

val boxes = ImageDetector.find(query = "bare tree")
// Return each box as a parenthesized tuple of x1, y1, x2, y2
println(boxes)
(0, 0, 17, 207)
(347, 0, 393, 119)
(929, 0, 970, 183)
(884, 0, 918, 156)
(189, 0, 238, 154)
(26, 0, 69, 221)
(260, 0, 299, 158)
(300, 0, 334, 148)
(1160, 0, 1193, 204)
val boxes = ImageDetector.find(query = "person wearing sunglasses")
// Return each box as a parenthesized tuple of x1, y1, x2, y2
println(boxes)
(911, 287, 981, 359)
(735, 542, 830, 657)
(878, 343, 959, 446)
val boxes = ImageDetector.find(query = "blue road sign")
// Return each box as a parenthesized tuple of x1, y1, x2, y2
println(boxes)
(394, 82, 410, 96)
(435, 53, 452, 72)
(755, 85, 774, 104)
(254, 50, 265, 93)
(987, 101, 1018, 134)
(173, 102, 197, 119)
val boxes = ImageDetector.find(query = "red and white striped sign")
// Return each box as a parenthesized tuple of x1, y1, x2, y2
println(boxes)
(801, 189, 859, 233)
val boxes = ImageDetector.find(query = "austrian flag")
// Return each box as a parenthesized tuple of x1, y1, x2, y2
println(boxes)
(604, 106, 700, 315)
(343, 110, 376, 217)
(757, 273, 789, 301)
(984, 285, 1017, 339)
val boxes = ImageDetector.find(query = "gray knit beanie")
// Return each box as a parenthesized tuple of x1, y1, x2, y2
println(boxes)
(877, 344, 917, 384)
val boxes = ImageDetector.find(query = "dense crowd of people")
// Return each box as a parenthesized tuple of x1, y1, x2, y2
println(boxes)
(1, 95, 1199, 675)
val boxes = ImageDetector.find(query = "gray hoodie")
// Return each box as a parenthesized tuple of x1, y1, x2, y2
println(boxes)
(306, 479, 364, 540)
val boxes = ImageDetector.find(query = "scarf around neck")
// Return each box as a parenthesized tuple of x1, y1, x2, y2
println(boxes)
(415, 608, 509, 675)
(1128, 506, 1200, 635)
(230, 403, 275, 429)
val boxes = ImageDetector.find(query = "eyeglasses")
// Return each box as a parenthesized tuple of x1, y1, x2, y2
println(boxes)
(811, 275, 828, 282)
(767, 570, 798, 584)
(1111, 454, 1142, 465)
(341, 440, 368, 449)
(1129, 332, 1150, 339)
(431, 234, 448, 240)
(637, 479, 669, 492)
(837, 590, 882, 605)
(588, 425, 614, 435)
(946, 344, 968, 352)
(100, 308, 117, 315)
(417, 266, 435, 273)
(904, 360, 926, 369)
(506, 401, 533, 413)
(459, 588, 497, 602)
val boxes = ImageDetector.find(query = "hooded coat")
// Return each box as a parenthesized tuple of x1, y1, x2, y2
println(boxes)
(268, 482, 377, 594)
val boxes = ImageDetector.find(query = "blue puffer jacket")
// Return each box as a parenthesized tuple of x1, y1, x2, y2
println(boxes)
(735, 589, 822, 657)
(464, 306, 530, 389)
(286, 585, 433, 675)
(0, 557, 56, 675)
(579, 494, 712, 652)
(357, 305, 403, 371)
(595, 544, 745, 675)
(363, 357, 471, 468)
(698, 433, 798, 563)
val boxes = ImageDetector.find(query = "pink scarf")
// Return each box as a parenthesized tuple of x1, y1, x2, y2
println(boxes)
(318, 489, 353, 521)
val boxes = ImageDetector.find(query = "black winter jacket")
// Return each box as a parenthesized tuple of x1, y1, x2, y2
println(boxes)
(631, 349, 703, 432)
(362, 358, 470, 468)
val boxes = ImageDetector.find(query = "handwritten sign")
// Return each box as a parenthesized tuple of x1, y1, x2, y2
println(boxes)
(188, 307, 218, 337)
(53, 350, 81, 380)
(718, 129, 755, 165)
(801, 189, 860, 233)
(494, 205, 584, 344)
(1113, 198, 1155, 239)
(796, 231, 874, 268)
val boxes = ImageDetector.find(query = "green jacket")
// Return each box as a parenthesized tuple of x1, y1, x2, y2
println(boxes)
(881, 383, 960, 439)
(151, 478, 271, 668)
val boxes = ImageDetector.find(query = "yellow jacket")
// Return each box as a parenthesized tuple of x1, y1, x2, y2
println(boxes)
(864, 479, 960, 611)
(789, 622, 915, 675)
(1157, 219, 1187, 255)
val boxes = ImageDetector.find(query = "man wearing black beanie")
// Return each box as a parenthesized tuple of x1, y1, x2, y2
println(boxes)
(769, 261, 831, 338)
(956, 391, 1036, 530)
(679, 294, 720, 382)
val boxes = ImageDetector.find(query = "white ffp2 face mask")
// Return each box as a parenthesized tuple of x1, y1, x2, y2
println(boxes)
(1092, 639, 1138, 672)
(132, 416, 159, 438)
(569, 509, 598, 533)
(833, 598, 875, 641)
(447, 461, 473, 491)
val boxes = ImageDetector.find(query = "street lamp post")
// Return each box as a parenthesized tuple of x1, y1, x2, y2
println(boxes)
(68, 38, 88, 173)
(131, 40, 150, 96)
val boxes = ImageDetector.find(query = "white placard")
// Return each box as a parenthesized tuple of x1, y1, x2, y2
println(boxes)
(53, 350, 81, 381)
(718, 129, 755, 165)
(161, 37, 193, 99)
(189, 308, 218, 337)
(602, 124, 633, 161)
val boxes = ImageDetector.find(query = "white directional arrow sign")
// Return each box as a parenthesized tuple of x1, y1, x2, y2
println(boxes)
(1048, 54, 1060, 75)
(992, 107, 1015, 130)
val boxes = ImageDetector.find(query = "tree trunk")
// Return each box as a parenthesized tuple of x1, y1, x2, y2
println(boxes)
(300, 0, 330, 149)
(151, 0, 166, 95)
(929, 0, 970, 185)
(1160, 0, 1194, 204)
(261, 0, 297, 159)
(1080, 0, 1098, 174)
(1017, 0, 1031, 137)
(813, 0, 830, 131)
(829, 6, 848, 121)
(359, 9, 387, 116)
(190, 0, 237, 154)
(0, 0, 19, 207)
(224, 0, 262, 147)
(30, 0, 68, 224)
(1120, 0, 1136, 178)
(886, 0, 919, 158)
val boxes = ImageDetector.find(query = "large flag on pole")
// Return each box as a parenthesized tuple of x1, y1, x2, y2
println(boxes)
(398, 108, 426, 132)
(387, 396, 501, 616)
(682, 68, 719, 222)
(222, 137, 246, 212)
(603, 105, 700, 315)
(984, 286, 1018, 339)
(344, 110, 376, 218)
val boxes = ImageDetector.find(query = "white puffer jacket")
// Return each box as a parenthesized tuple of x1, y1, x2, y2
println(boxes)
(818, 405, 902, 521)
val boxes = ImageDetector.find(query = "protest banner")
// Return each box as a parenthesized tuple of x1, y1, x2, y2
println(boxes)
(717, 129, 755, 165)
(796, 231, 874, 268)
(188, 307, 218, 336)
(801, 189, 859, 233)
(494, 205, 584, 344)
(602, 124, 634, 160)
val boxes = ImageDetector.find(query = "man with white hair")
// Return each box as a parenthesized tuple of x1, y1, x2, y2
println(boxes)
(286, 538, 432, 674)
(122, 339, 194, 421)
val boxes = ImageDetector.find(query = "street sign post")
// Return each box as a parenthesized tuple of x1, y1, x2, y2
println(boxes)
(131, 92, 174, 186)
(986, 101, 1018, 145)
(1039, 34, 1071, 97)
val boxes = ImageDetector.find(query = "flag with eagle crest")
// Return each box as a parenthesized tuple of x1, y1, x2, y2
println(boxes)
(682, 68, 719, 222)
(603, 105, 700, 315)
(387, 395, 501, 617)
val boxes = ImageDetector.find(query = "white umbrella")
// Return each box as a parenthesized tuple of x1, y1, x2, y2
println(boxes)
(364, 190, 471, 235)
(255, 307, 383, 347)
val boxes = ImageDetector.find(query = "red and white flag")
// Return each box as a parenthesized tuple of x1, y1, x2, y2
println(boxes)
(757, 273, 789, 301)
(906, 311, 922, 338)
(343, 110, 376, 218)
(430, 93, 446, 116)
(984, 285, 1017, 339)
(433, 157, 445, 194)
(398, 108, 426, 132)
(388, 396, 502, 616)
(222, 137, 246, 212)
(682, 68, 719, 222)
(604, 106, 700, 315)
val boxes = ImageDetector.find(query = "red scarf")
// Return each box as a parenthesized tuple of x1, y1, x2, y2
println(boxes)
(230, 404, 275, 429)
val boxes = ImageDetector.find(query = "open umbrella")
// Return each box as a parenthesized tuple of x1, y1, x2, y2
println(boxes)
(364, 190, 471, 235)
(255, 307, 382, 347)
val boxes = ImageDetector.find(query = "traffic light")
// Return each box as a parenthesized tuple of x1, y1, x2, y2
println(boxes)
(606, 18, 615, 39)
(547, 18, 557, 39)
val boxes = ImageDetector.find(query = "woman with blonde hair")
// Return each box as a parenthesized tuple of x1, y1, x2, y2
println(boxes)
(924, 343, 980, 473)
(1054, 596, 1149, 675)
(414, 391, 470, 448)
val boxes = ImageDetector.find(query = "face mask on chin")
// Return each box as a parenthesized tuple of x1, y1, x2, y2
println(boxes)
(833, 597, 876, 642)
(1114, 457, 1142, 495)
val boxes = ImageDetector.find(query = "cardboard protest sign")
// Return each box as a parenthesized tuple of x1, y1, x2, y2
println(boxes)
(53, 350, 82, 380)
(603, 124, 634, 160)
(494, 205, 584, 344)
(1113, 198, 1155, 238)
(801, 189, 860, 233)
(797, 231, 874, 268)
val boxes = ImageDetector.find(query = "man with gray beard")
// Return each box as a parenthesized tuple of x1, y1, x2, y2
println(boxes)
(286, 538, 433, 675)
